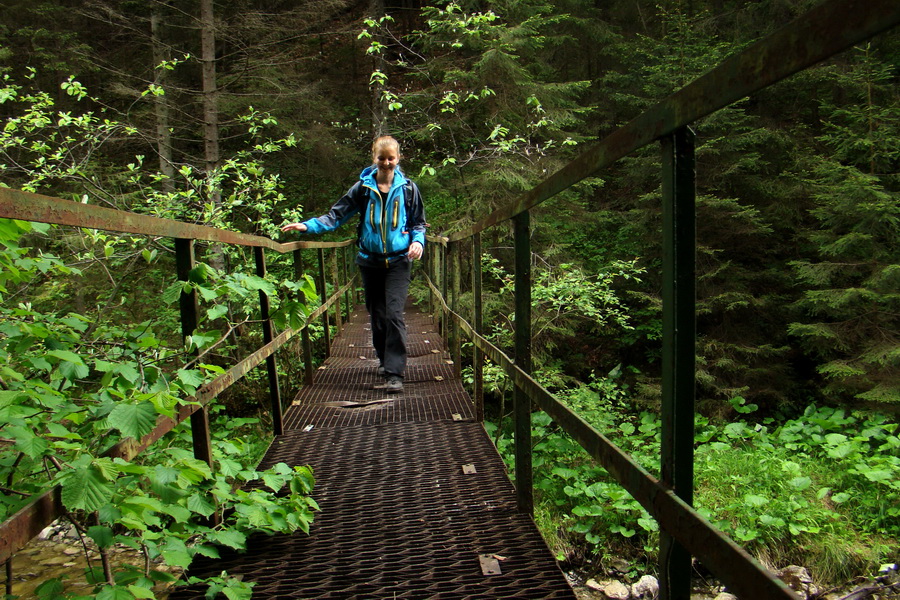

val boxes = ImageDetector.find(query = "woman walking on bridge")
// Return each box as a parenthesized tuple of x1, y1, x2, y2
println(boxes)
(281, 136, 426, 393)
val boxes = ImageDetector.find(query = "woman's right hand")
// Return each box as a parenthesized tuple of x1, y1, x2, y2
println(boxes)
(281, 222, 308, 233)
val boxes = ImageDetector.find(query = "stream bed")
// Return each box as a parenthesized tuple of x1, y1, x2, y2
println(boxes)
(4, 522, 177, 599)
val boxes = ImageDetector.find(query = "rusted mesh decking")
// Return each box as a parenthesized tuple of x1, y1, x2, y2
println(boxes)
(169, 305, 576, 599)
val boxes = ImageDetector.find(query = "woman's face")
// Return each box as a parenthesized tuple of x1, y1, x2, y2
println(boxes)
(374, 146, 400, 174)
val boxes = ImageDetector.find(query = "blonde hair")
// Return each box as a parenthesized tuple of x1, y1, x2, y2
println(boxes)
(372, 135, 401, 161)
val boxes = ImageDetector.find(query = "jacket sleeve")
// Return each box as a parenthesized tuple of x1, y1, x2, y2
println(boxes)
(406, 182, 427, 247)
(303, 182, 364, 234)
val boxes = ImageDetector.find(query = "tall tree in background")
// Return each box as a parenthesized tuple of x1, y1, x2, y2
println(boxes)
(200, 0, 220, 201)
(150, 1, 175, 192)
(358, 0, 591, 223)
(790, 44, 900, 406)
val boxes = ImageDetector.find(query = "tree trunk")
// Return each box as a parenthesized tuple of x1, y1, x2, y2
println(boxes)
(150, 5, 174, 193)
(200, 0, 224, 270)
(368, 0, 388, 136)
(200, 0, 219, 179)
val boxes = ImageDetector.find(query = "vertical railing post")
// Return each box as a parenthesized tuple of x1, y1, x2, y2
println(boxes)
(342, 244, 352, 320)
(442, 242, 450, 341)
(254, 247, 283, 436)
(175, 238, 213, 469)
(331, 249, 343, 333)
(5, 559, 12, 598)
(659, 126, 697, 600)
(293, 249, 314, 386)
(473, 232, 484, 422)
(316, 248, 332, 357)
(433, 242, 442, 333)
(513, 211, 533, 514)
(450, 241, 461, 376)
(432, 243, 441, 328)
(427, 242, 435, 320)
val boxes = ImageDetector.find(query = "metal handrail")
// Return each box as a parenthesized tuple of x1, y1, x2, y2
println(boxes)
(0, 187, 357, 564)
(423, 266, 793, 599)
(423, 2, 900, 599)
(0, 187, 353, 251)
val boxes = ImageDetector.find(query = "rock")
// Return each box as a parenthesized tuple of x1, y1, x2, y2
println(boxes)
(586, 579, 605, 591)
(631, 575, 659, 598)
(714, 594, 738, 600)
(63, 547, 80, 556)
(776, 565, 819, 599)
(601, 580, 631, 600)
(64, 525, 80, 539)
(608, 558, 631, 575)
(585, 579, 631, 599)
(38, 526, 55, 540)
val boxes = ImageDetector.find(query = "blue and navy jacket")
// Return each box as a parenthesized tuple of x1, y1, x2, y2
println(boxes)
(302, 166, 426, 267)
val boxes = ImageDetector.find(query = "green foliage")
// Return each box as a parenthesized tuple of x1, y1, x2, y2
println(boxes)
(695, 406, 899, 581)
(478, 251, 644, 363)
(358, 0, 591, 222)
(0, 72, 319, 598)
(491, 378, 899, 582)
(0, 69, 136, 194)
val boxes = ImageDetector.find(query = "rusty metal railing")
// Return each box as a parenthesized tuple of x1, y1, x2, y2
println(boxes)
(0, 187, 357, 566)
(423, 1, 900, 599)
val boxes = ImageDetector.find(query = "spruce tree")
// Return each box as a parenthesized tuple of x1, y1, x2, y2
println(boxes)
(789, 44, 900, 405)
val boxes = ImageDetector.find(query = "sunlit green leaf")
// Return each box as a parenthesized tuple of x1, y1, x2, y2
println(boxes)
(61, 463, 115, 511)
(160, 538, 193, 568)
(108, 401, 158, 439)
(88, 525, 114, 549)
(209, 529, 247, 550)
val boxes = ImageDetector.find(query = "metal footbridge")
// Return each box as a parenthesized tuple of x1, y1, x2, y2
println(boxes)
(169, 305, 577, 599)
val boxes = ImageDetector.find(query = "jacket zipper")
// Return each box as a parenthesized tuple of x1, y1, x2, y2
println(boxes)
(381, 190, 390, 266)
(365, 183, 400, 267)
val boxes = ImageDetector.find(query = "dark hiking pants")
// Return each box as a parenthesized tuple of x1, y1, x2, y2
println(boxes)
(359, 258, 411, 379)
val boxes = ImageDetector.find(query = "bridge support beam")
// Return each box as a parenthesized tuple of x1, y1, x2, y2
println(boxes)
(450, 242, 462, 377)
(472, 232, 485, 422)
(513, 210, 533, 513)
(255, 247, 284, 436)
(316, 248, 332, 357)
(331, 249, 343, 332)
(659, 127, 696, 600)
(441, 242, 449, 340)
(175, 238, 214, 470)
(293, 250, 315, 386)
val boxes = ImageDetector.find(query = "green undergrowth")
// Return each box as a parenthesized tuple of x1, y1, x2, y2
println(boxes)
(485, 375, 900, 585)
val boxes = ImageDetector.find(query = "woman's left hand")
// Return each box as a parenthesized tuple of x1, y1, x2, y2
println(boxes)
(407, 241, 424, 260)
(281, 222, 308, 233)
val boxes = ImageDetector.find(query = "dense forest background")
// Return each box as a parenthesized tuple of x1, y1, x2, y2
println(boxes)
(3, 0, 896, 413)
(1, 0, 898, 596)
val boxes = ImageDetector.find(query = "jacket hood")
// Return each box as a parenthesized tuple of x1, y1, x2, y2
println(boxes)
(360, 164, 407, 188)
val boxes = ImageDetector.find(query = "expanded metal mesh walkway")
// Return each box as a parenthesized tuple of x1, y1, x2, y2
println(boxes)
(170, 304, 576, 599)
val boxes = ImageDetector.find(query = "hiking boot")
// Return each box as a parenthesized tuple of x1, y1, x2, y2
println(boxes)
(384, 375, 403, 393)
